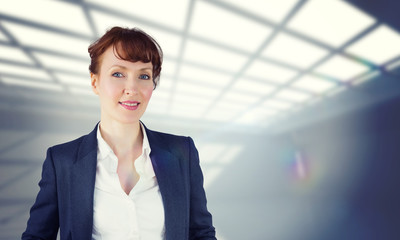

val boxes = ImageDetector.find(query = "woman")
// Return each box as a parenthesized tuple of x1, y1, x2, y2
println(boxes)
(22, 27, 216, 240)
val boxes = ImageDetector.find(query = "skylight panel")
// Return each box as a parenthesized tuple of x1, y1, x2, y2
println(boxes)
(90, 10, 138, 37)
(346, 25, 400, 65)
(0, 45, 34, 64)
(145, 28, 182, 59)
(0, 63, 52, 81)
(76, 96, 98, 107)
(235, 106, 276, 125)
(87, 0, 189, 30)
(151, 88, 171, 102)
(173, 93, 212, 108)
(262, 99, 293, 110)
(175, 81, 221, 99)
(183, 40, 247, 72)
(220, 90, 261, 105)
(160, 60, 177, 78)
(291, 74, 336, 94)
(169, 103, 208, 119)
(93, 12, 182, 58)
(147, 91, 170, 115)
(213, 98, 248, 111)
(2, 22, 90, 58)
(190, 1, 272, 52)
(179, 64, 232, 87)
(69, 86, 94, 96)
(275, 88, 312, 102)
(91, 12, 182, 59)
(287, 0, 375, 47)
(54, 73, 90, 87)
(0, 1, 91, 35)
(155, 77, 173, 95)
(100, 23, 182, 59)
(231, 78, 275, 95)
(245, 60, 298, 84)
(155, 81, 173, 95)
(33, 53, 89, 75)
(205, 106, 240, 122)
(146, 102, 168, 115)
(314, 55, 370, 81)
(262, 32, 329, 69)
(1, 76, 63, 92)
(207, 98, 249, 122)
(216, 90, 261, 119)
(0, 31, 8, 41)
(220, 0, 299, 23)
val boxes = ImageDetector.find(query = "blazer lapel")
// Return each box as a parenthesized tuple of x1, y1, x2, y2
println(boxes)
(145, 127, 188, 239)
(68, 123, 188, 239)
(70, 125, 98, 239)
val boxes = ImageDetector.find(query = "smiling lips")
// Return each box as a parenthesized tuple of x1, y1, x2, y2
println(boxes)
(119, 101, 140, 110)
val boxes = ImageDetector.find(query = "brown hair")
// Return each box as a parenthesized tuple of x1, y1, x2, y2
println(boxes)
(88, 26, 163, 89)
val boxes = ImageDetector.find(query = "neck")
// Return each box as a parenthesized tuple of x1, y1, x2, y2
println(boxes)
(99, 119, 143, 157)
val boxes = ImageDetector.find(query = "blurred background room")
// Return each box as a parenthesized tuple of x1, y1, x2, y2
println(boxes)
(0, 0, 400, 239)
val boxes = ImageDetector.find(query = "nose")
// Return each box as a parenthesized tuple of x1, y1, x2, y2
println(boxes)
(124, 78, 138, 95)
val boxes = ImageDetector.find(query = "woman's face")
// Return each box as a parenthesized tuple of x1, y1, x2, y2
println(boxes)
(91, 46, 154, 125)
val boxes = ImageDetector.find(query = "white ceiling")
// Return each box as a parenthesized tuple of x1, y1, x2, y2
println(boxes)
(1, 1, 400, 239)
(1, 0, 399, 133)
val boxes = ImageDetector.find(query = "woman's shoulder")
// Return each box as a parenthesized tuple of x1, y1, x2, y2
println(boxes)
(148, 128, 189, 140)
(146, 127, 193, 146)
(145, 127, 197, 157)
(49, 126, 97, 157)
(50, 134, 87, 152)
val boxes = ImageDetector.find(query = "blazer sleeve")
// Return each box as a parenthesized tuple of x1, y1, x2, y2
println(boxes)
(188, 137, 217, 240)
(22, 147, 59, 240)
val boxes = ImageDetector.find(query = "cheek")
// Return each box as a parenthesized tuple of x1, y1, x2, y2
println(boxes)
(144, 89, 153, 100)
(142, 87, 153, 102)
(101, 80, 122, 97)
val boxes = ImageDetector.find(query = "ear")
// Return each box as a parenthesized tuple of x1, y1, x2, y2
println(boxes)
(91, 72, 99, 95)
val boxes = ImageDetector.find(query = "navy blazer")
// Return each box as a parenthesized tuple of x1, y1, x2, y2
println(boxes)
(22, 124, 216, 240)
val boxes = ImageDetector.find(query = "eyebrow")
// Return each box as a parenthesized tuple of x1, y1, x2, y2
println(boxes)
(110, 64, 152, 71)
(110, 64, 127, 69)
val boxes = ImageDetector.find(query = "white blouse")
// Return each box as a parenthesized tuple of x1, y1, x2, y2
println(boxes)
(92, 124, 165, 240)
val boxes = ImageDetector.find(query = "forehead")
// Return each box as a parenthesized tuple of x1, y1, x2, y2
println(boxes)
(100, 46, 153, 69)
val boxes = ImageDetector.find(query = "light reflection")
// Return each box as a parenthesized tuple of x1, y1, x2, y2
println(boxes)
(291, 74, 337, 94)
(0, 63, 52, 81)
(183, 39, 247, 72)
(351, 70, 380, 86)
(262, 32, 329, 69)
(2, 22, 90, 58)
(0, 45, 33, 64)
(315, 55, 370, 81)
(1, 76, 63, 92)
(190, 1, 272, 52)
(0, 0, 92, 34)
(346, 25, 400, 64)
(287, 0, 375, 47)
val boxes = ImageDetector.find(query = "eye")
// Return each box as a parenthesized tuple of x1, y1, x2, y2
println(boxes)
(112, 72, 124, 78)
(139, 74, 151, 80)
